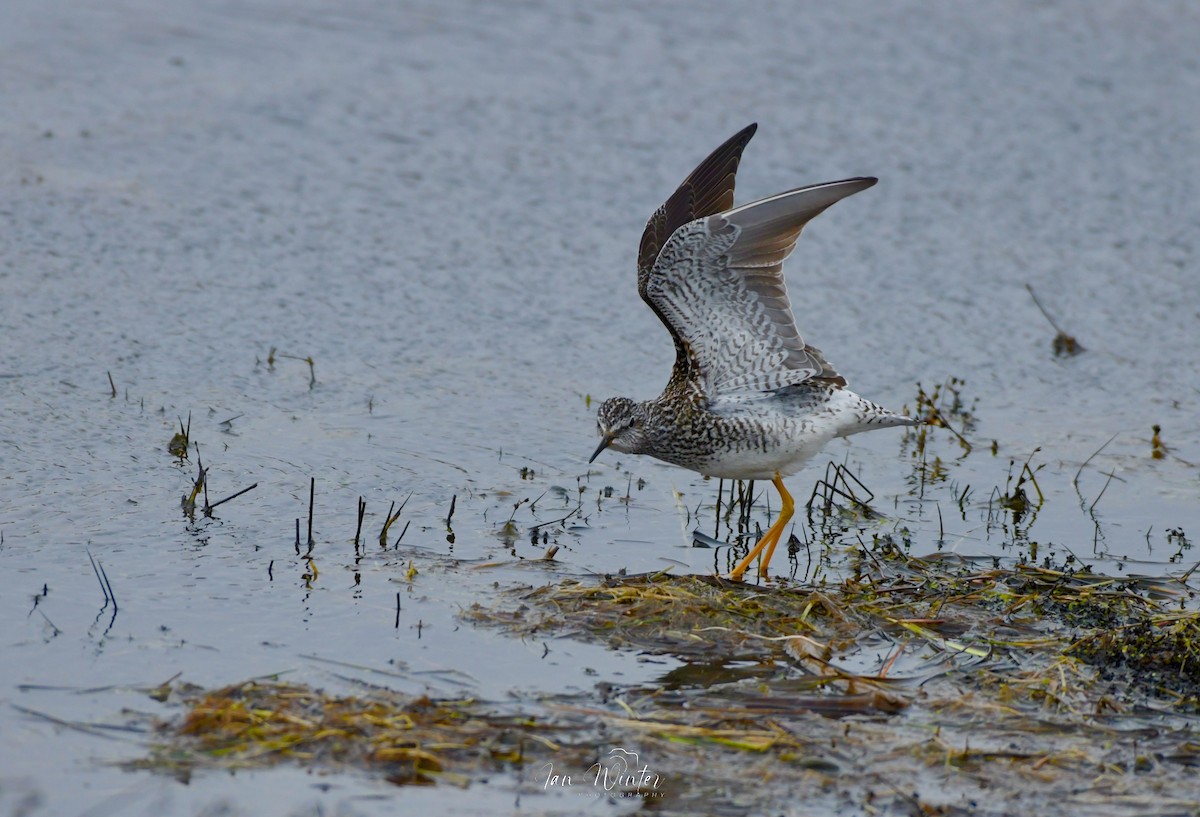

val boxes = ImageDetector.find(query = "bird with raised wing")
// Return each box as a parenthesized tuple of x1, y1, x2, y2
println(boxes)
(590, 123, 916, 581)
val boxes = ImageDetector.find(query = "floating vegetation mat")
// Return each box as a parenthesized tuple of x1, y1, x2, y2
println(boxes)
(138, 550, 1200, 815)
(133, 681, 588, 788)
(468, 550, 1200, 712)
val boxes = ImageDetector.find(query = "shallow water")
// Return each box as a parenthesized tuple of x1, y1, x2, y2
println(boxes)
(2, 1, 1198, 814)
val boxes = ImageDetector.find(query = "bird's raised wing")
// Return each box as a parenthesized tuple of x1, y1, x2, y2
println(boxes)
(637, 124, 758, 391)
(642, 177, 877, 398)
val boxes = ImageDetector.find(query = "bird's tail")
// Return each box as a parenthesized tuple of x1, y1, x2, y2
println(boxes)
(837, 397, 921, 438)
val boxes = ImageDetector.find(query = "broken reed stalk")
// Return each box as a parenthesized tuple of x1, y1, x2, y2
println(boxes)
(205, 483, 259, 513)
(200, 450, 210, 510)
(505, 497, 529, 526)
(1025, 283, 1084, 356)
(275, 351, 316, 386)
(86, 549, 117, 612)
(380, 503, 402, 547)
(529, 508, 579, 532)
(728, 480, 755, 531)
(446, 494, 457, 544)
(87, 550, 109, 605)
(1088, 471, 1117, 514)
(379, 493, 412, 548)
(355, 497, 366, 550)
(1025, 283, 1068, 335)
(107, 370, 116, 398)
(1073, 432, 1119, 501)
(307, 478, 315, 548)
(806, 462, 875, 520)
(715, 478, 724, 540)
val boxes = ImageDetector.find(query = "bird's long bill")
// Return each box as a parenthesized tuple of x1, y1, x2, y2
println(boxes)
(588, 435, 614, 464)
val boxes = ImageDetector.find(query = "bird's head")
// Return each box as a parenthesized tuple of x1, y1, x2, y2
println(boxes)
(589, 397, 649, 462)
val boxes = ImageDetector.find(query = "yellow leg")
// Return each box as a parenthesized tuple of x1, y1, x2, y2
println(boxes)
(758, 476, 794, 578)
(728, 474, 794, 581)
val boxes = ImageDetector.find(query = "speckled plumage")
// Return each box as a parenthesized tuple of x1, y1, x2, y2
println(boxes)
(596, 386, 910, 481)
(591, 123, 914, 477)
(590, 124, 914, 578)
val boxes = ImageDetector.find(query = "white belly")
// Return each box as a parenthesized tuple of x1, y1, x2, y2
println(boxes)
(691, 388, 877, 480)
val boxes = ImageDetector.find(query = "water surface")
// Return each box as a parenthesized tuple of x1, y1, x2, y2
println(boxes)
(2, 1, 1198, 814)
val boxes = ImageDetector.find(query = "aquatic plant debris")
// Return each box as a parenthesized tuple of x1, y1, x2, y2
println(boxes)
(135, 680, 578, 787)
(469, 558, 1200, 709)
(141, 549, 1200, 815)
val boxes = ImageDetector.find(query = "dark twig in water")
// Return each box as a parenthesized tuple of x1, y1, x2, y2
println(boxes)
(355, 497, 366, 550)
(728, 479, 756, 531)
(505, 497, 530, 526)
(530, 489, 549, 513)
(34, 609, 62, 638)
(1018, 448, 1045, 506)
(107, 370, 116, 398)
(205, 483, 259, 514)
(306, 478, 315, 549)
(1181, 558, 1200, 583)
(275, 351, 317, 387)
(380, 500, 398, 547)
(11, 704, 132, 741)
(88, 549, 111, 607)
(1088, 471, 1117, 514)
(395, 592, 401, 628)
(806, 462, 876, 521)
(715, 478, 724, 540)
(87, 548, 118, 635)
(200, 448, 210, 510)
(1025, 283, 1084, 356)
(1073, 432, 1119, 502)
(954, 482, 973, 518)
(295, 519, 301, 555)
(379, 493, 412, 548)
(529, 507, 579, 532)
(446, 495, 457, 527)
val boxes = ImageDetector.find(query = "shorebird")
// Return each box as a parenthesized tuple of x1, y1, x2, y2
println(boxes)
(589, 123, 916, 581)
